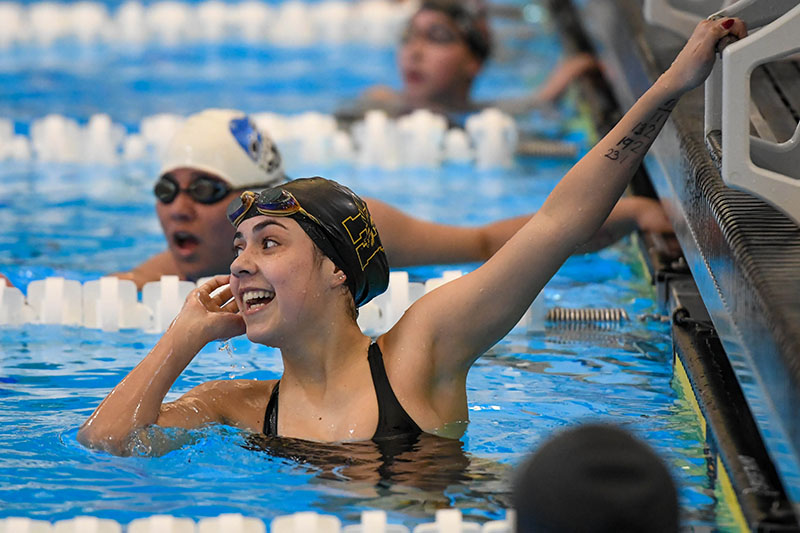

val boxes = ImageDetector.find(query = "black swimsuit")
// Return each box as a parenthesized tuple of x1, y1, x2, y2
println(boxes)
(262, 343, 422, 440)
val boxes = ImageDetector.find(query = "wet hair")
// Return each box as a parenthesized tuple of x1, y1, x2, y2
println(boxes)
(418, 0, 492, 63)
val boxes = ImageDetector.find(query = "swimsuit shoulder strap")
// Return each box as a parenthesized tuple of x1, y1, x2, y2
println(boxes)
(367, 342, 422, 440)
(262, 380, 280, 436)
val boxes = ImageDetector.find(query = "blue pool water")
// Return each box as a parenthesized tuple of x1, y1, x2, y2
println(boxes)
(0, 164, 739, 528)
(0, 1, 738, 529)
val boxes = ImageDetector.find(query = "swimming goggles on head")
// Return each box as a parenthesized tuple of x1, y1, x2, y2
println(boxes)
(227, 188, 321, 227)
(154, 173, 232, 205)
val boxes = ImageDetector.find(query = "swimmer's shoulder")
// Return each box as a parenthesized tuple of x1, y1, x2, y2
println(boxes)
(363, 84, 398, 103)
(186, 378, 278, 433)
(376, 317, 437, 393)
(376, 326, 468, 434)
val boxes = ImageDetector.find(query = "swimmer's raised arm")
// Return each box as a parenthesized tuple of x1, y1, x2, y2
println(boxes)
(78, 276, 247, 455)
(384, 18, 745, 381)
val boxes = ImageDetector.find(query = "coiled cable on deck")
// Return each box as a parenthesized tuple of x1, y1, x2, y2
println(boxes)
(546, 307, 629, 323)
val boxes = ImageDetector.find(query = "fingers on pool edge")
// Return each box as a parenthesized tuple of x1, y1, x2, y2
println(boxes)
(711, 17, 747, 40)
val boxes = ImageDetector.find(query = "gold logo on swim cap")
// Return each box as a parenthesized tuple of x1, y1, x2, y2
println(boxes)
(342, 204, 383, 271)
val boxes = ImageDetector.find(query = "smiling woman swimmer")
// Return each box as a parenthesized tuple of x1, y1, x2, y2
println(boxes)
(79, 18, 746, 454)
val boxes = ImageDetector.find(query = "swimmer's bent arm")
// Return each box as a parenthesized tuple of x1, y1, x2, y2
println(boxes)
(368, 196, 670, 267)
(109, 197, 667, 289)
(496, 53, 598, 113)
(388, 18, 746, 383)
(113, 250, 182, 290)
(77, 276, 246, 455)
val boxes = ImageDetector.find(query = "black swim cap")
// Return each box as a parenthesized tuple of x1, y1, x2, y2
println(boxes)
(512, 424, 679, 533)
(227, 177, 389, 308)
(418, 0, 491, 62)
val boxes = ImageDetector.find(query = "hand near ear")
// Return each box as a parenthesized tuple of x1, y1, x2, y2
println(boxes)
(174, 275, 245, 342)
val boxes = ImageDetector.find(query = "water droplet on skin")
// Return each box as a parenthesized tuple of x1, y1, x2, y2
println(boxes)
(218, 340, 237, 376)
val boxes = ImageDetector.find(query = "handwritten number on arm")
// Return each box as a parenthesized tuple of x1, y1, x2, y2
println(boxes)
(632, 123, 656, 138)
(616, 137, 645, 153)
(606, 99, 677, 166)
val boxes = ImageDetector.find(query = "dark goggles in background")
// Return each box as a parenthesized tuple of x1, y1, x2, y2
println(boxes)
(154, 174, 232, 205)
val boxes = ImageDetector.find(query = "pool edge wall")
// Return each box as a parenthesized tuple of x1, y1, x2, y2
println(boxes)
(561, 0, 800, 515)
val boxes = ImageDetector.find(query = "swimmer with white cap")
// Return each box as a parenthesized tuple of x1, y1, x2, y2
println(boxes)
(114, 109, 672, 289)
(80, 18, 745, 455)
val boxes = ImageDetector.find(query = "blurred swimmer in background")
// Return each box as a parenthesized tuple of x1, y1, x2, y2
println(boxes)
(114, 109, 671, 289)
(354, 0, 597, 120)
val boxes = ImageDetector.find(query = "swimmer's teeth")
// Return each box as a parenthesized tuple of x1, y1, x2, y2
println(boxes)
(243, 290, 274, 310)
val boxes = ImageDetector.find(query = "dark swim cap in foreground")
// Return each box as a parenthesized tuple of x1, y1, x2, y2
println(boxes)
(227, 177, 389, 307)
(512, 424, 679, 533)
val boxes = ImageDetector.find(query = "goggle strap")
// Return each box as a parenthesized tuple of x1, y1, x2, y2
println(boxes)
(232, 191, 258, 227)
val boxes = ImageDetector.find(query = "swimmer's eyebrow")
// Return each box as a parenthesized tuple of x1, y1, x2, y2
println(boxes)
(234, 220, 288, 241)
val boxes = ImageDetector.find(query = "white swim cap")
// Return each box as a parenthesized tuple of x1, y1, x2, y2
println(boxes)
(159, 109, 286, 188)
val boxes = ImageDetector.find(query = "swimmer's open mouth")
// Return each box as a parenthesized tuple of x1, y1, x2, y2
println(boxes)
(243, 289, 275, 312)
(404, 69, 424, 84)
(173, 231, 200, 253)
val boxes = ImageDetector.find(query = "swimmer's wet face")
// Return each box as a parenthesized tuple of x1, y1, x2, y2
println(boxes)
(228, 177, 389, 309)
(230, 215, 342, 346)
(400, 8, 483, 108)
(155, 167, 239, 281)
